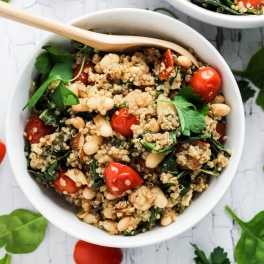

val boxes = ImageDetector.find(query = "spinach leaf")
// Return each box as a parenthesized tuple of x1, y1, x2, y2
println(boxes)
(236, 80, 256, 103)
(39, 108, 61, 127)
(225, 205, 264, 264)
(179, 131, 211, 143)
(159, 149, 178, 174)
(139, 131, 177, 153)
(191, 243, 231, 264)
(91, 159, 104, 190)
(149, 207, 162, 222)
(209, 138, 231, 157)
(124, 221, 149, 236)
(35, 52, 52, 74)
(50, 82, 79, 110)
(161, 87, 207, 136)
(0, 254, 11, 264)
(232, 47, 264, 89)
(0, 209, 48, 254)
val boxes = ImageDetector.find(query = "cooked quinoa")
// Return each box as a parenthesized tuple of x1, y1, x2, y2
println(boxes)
(24, 41, 231, 236)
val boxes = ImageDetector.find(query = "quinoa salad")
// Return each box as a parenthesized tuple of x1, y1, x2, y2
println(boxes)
(190, 0, 264, 15)
(24, 40, 231, 236)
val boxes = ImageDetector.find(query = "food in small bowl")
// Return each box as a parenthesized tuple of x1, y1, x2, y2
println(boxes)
(6, 9, 244, 247)
(167, 0, 264, 28)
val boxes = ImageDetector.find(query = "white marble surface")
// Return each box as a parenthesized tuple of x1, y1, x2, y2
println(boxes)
(0, 0, 264, 263)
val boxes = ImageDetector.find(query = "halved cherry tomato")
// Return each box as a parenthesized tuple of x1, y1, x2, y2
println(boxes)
(241, 0, 263, 8)
(159, 49, 174, 80)
(25, 114, 53, 145)
(111, 107, 139, 137)
(0, 140, 6, 164)
(72, 62, 95, 85)
(104, 162, 143, 196)
(73, 240, 123, 264)
(53, 170, 81, 194)
(216, 122, 226, 143)
(189, 67, 221, 102)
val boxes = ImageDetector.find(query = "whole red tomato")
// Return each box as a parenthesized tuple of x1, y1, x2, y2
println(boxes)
(53, 170, 81, 194)
(73, 240, 123, 264)
(104, 162, 143, 196)
(189, 67, 221, 102)
(0, 140, 6, 164)
(25, 114, 53, 145)
(111, 107, 139, 136)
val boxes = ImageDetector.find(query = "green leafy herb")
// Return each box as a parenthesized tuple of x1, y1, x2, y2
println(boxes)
(225, 205, 264, 264)
(149, 207, 163, 222)
(39, 108, 61, 127)
(191, 243, 231, 264)
(50, 82, 79, 110)
(162, 87, 207, 136)
(179, 131, 211, 143)
(209, 138, 231, 157)
(35, 53, 52, 74)
(236, 80, 256, 103)
(232, 47, 264, 89)
(0, 209, 48, 254)
(1, 0, 11, 3)
(91, 159, 104, 190)
(42, 45, 74, 63)
(159, 149, 178, 174)
(0, 254, 11, 264)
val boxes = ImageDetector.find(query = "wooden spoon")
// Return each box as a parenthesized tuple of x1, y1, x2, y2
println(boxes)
(0, 1, 199, 68)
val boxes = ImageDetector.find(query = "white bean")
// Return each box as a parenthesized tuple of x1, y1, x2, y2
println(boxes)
(93, 115, 113, 137)
(145, 152, 166, 169)
(83, 186, 96, 200)
(83, 135, 103, 155)
(83, 213, 98, 224)
(160, 209, 177, 227)
(151, 186, 168, 208)
(65, 117, 85, 130)
(129, 186, 154, 211)
(100, 220, 118, 235)
(72, 99, 89, 112)
(177, 55, 192, 68)
(117, 217, 138, 232)
(87, 97, 114, 111)
(211, 103, 231, 117)
(102, 207, 116, 219)
(65, 168, 88, 186)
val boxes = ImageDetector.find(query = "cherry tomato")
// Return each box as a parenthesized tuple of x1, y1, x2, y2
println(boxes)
(72, 62, 95, 85)
(216, 122, 226, 143)
(53, 170, 81, 194)
(111, 107, 139, 137)
(73, 240, 123, 264)
(159, 49, 174, 80)
(189, 67, 222, 102)
(25, 114, 53, 145)
(0, 140, 6, 164)
(241, 0, 263, 8)
(104, 162, 144, 196)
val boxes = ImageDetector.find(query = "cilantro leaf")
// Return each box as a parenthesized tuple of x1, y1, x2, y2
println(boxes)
(35, 52, 52, 74)
(236, 80, 256, 103)
(191, 243, 231, 264)
(42, 45, 74, 63)
(177, 86, 202, 103)
(49, 56, 73, 81)
(171, 88, 207, 136)
(0, 254, 11, 264)
(50, 82, 79, 110)
(23, 75, 61, 110)
(191, 243, 211, 264)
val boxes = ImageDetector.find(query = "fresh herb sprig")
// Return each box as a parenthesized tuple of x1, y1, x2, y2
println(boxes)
(160, 87, 207, 136)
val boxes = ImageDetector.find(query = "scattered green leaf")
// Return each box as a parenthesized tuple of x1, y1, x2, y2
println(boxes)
(236, 80, 256, 103)
(225, 205, 264, 264)
(35, 53, 52, 74)
(0, 254, 11, 264)
(91, 159, 104, 190)
(0, 209, 48, 254)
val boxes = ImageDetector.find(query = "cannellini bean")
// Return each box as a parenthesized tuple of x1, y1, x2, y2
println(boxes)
(177, 55, 192, 68)
(72, 99, 89, 112)
(82, 186, 96, 200)
(102, 207, 116, 219)
(93, 115, 113, 137)
(87, 97, 114, 111)
(160, 209, 177, 227)
(129, 186, 154, 211)
(83, 135, 103, 155)
(211, 103, 231, 117)
(117, 217, 139, 232)
(65, 168, 88, 186)
(104, 191, 118, 200)
(145, 152, 166, 169)
(157, 95, 176, 118)
(65, 117, 85, 130)
(100, 53, 120, 70)
(83, 213, 98, 224)
(151, 186, 168, 208)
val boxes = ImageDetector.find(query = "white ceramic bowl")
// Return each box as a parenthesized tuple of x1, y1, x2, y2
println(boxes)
(168, 0, 264, 28)
(6, 8, 245, 248)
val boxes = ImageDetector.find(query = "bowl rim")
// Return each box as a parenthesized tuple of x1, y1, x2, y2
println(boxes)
(6, 8, 245, 247)
(167, 0, 264, 28)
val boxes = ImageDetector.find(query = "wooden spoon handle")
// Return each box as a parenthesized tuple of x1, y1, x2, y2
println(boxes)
(0, 1, 100, 47)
